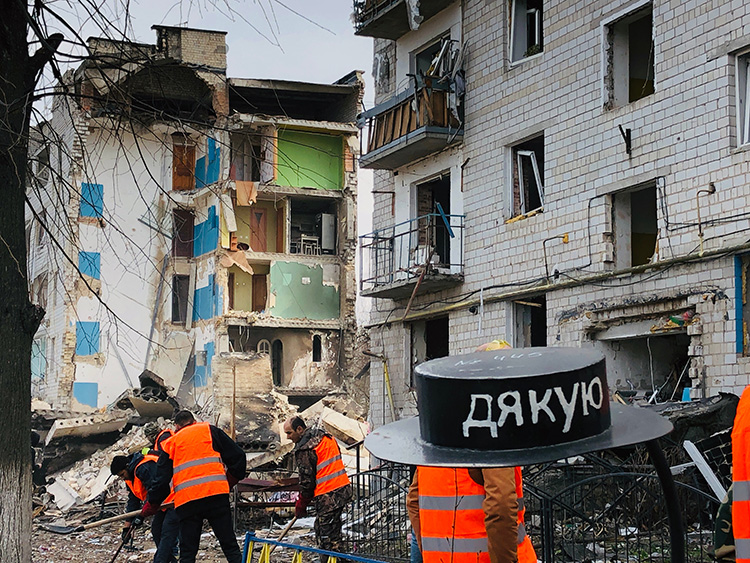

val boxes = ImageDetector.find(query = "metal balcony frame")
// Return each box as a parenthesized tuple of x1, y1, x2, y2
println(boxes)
(359, 212, 464, 298)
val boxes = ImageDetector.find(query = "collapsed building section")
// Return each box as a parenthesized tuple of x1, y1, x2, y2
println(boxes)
(25, 25, 367, 449)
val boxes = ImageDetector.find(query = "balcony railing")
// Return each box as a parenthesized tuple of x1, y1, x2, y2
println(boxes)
(353, 0, 457, 40)
(359, 80, 463, 170)
(359, 212, 464, 299)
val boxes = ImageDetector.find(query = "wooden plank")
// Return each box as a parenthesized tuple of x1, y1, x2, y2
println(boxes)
(400, 101, 411, 136)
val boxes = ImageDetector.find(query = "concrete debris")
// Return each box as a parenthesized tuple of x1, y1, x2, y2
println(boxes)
(47, 425, 150, 511)
(44, 412, 129, 446)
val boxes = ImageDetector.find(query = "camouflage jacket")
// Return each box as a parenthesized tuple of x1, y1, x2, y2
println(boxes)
(294, 427, 352, 512)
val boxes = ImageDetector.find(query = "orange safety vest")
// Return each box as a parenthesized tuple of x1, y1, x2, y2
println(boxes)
(733, 385, 750, 563)
(163, 422, 229, 508)
(313, 435, 350, 496)
(515, 467, 537, 563)
(418, 467, 489, 563)
(154, 428, 173, 452)
(125, 454, 176, 508)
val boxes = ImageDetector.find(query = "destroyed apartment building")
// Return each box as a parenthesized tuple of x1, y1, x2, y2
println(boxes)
(356, 0, 750, 428)
(25, 25, 368, 447)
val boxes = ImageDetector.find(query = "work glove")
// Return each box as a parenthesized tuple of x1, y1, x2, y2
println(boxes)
(140, 501, 160, 518)
(226, 472, 241, 489)
(131, 516, 143, 528)
(295, 496, 310, 518)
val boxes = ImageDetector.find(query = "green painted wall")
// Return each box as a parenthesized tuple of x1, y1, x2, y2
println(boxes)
(276, 129, 343, 190)
(269, 262, 339, 320)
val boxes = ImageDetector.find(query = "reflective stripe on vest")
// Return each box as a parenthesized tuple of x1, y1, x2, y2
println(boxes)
(733, 386, 750, 562)
(313, 436, 349, 496)
(514, 466, 537, 563)
(163, 422, 229, 508)
(418, 467, 489, 563)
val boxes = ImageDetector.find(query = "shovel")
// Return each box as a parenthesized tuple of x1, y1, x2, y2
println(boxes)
(269, 516, 297, 554)
(41, 509, 143, 535)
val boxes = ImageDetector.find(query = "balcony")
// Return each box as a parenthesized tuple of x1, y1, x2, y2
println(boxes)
(359, 212, 464, 299)
(353, 0, 457, 40)
(359, 80, 463, 170)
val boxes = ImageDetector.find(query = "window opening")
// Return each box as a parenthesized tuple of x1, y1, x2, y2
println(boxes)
(172, 209, 194, 257)
(613, 184, 658, 269)
(511, 135, 544, 216)
(257, 339, 271, 355)
(737, 51, 750, 146)
(172, 134, 196, 191)
(230, 133, 262, 182)
(415, 175, 451, 266)
(414, 36, 452, 80)
(172, 274, 190, 323)
(513, 296, 547, 347)
(271, 339, 283, 385)
(510, 0, 543, 62)
(410, 316, 449, 387)
(312, 334, 322, 362)
(606, 5, 654, 107)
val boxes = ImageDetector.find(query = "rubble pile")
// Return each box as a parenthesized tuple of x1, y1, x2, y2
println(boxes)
(46, 425, 150, 511)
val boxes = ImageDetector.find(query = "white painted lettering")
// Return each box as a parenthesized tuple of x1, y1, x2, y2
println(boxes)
(529, 389, 556, 424)
(583, 377, 603, 411)
(497, 391, 524, 428)
(554, 383, 579, 433)
(462, 394, 498, 438)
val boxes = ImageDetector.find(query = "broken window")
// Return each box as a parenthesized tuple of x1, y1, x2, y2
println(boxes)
(312, 334, 322, 362)
(510, 0, 543, 62)
(172, 274, 190, 323)
(230, 133, 262, 182)
(272, 339, 283, 386)
(31, 338, 46, 380)
(172, 134, 196, 191)
(740, 256, 750, 355)
(613, 184, 658, 269)
(415, 174, 451, 266)
(36, 210, 48, 246)
(605, 4, 654, 107)
(513, 296, 547, 347)
(737, 50, 750, 146)
(511, 135, 544, 216)
(410, 316, 449, 387)
(172, 209, 194, 258)
(413, 35, 451, 79)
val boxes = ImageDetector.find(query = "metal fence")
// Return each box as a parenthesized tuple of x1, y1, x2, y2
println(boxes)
(342, 465, 411, 562)
(339, 445, 723, 563)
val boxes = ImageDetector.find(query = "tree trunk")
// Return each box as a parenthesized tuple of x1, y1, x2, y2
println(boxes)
(0, 4, 47, 561)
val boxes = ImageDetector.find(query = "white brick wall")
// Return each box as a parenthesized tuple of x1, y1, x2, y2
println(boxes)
(364, 0, 750, 428)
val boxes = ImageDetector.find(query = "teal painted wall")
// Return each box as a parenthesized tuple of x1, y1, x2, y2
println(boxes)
(269, 262, 339, 320)
(276, 129, 343, 190)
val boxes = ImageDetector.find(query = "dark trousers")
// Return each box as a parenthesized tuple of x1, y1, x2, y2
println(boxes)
(178, 496, 241, 563)
(314, 505, 345, 553)
(151, 508, 180, 563)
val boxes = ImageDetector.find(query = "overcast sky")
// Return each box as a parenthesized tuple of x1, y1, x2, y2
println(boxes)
(111, 0, 375, 107)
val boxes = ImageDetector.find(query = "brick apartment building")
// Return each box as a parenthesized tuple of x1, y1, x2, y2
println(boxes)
(355, 0, 750, 427)
(26, 26, 365, 444)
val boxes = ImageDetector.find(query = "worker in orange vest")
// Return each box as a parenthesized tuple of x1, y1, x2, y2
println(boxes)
(110, 452, 179, 563)
(144, 410, 246, 563)
(733, 385, 750, 563)
(407, 465, 536, 563)
(284, 416, 353, 554)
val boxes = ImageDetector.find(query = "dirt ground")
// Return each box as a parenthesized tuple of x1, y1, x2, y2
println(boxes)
(32, 517, 317, 563)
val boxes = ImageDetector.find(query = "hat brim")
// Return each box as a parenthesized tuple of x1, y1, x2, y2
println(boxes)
(364, 403, 673, 467)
